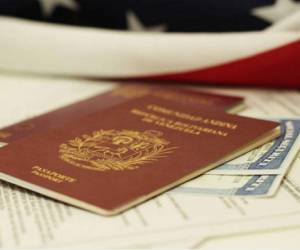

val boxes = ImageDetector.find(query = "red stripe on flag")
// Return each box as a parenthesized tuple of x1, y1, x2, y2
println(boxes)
(140, 39, 300, 88)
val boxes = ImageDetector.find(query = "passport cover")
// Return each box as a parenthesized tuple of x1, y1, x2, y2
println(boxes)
(0, 84, 244, 144)
(0, 96, 272, 216)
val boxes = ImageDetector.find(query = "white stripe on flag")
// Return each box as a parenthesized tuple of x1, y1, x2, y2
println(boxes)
(267, 10, 300, 31)
(0, 17, 300, 78)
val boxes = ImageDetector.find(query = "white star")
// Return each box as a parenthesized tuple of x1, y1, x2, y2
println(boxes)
(126, 10, 167, 32)
(252, 0, 300, 23)
(39, 0, 79, 18)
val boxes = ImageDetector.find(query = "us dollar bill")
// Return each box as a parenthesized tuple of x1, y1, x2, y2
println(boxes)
(207, 120, 300, 175)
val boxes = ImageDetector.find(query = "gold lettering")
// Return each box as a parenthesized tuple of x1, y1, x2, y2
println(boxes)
(131, 109, 228, 137)
(146, 105, 237, 130)
(0, 131, 12, 139)
(31, 166, 77, 184)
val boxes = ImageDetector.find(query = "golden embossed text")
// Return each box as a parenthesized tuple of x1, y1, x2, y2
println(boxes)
(31, 166, 77, 183)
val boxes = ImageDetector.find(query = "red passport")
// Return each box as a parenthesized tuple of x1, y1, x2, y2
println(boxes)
(0, 84, 244, 144)
(0, 95, 278, 215)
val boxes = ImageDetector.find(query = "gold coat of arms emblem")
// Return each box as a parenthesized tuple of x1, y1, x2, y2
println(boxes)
(59, 129, 176, 171)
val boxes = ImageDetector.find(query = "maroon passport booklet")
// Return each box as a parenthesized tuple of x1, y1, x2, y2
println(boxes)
(0, 84, 244, 144)
(0, 95, 278, 215)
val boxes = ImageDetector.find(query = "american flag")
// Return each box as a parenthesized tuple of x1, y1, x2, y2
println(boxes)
(0, 0, 299, 88)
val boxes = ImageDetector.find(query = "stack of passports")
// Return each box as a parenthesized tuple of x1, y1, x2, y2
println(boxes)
(0, 85, 279, 215)
(0, 84, 245, 144)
